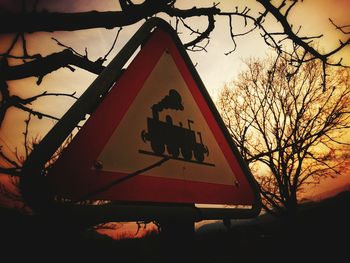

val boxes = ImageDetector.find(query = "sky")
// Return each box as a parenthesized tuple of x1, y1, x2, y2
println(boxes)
(0, 0, 350, 238)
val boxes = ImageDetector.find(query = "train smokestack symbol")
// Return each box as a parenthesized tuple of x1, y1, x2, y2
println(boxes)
(140, 89, 213, 166)
(152, 89, 184, 117)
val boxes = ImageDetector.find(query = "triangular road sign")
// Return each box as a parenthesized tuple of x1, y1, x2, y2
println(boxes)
(46, 19, 260, 207)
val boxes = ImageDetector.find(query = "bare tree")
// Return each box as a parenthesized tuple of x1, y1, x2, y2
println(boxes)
(0, 1, 349, 211)
(218, 55, 350, 216)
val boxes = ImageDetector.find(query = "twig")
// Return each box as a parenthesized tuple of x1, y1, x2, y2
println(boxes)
(76, 157, 170, 202)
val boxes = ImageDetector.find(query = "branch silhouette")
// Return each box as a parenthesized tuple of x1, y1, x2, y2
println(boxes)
(1, 49, 105, 81)
(76, 157, 170, 202)
(218, 55, 350, 215)
(0, 81, 78, 126)
(1, 1, 347, 85)
(0, 3, 220, 34)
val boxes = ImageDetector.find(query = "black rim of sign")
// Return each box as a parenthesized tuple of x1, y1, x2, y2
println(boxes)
(21, 17, 262, 220)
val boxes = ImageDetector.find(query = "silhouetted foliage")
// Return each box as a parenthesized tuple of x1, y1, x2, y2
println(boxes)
(218, 55, 350, 216)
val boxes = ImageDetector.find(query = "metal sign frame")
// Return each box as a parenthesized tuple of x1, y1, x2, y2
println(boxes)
(21, 18, 261, 221)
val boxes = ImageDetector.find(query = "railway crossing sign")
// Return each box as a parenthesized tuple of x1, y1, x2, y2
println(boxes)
(45, 18, 261, 209)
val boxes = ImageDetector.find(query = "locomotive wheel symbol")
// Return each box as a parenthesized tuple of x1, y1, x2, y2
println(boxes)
(141, 130, 148, 143)
(194, 145, 205, 162)
(151, 140, 165, 155)
(167, 145, 180, 158)
(205, 146, 209, 156)
(181, 146, 192, 160)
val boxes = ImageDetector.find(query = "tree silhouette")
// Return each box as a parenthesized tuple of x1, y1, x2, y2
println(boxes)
(0, 0, 349, 212)
(218, 55, 350, 216)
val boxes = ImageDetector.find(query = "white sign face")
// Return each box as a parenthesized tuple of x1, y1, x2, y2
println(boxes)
(96, 52, 239, 187)
(46, 26, 258, 206)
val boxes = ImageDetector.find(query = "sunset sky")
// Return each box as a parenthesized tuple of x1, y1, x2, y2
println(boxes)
(1, 0, 350, 230)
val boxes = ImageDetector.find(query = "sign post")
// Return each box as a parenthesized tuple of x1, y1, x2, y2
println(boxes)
(21, 18, 261, 230)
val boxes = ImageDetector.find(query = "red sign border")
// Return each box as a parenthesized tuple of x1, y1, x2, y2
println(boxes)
(22, 18, 261, 218)
(47, 26, 257, 206)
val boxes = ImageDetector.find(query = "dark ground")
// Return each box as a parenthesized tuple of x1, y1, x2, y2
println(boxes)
(1, 191, 350, 262)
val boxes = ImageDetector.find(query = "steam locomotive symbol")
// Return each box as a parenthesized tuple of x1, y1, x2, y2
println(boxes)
(140, 89, 212, 165)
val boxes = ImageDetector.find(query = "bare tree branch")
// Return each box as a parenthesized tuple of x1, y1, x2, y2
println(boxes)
(183, 14, 215, 49)
(0, 87, 78, 126)
(0, 3, 220, 34)
(329, 18, 350, 35)
(1, 49, 105, 82)
(75, 157, 170, 202)
(218, 54, 350, 215)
